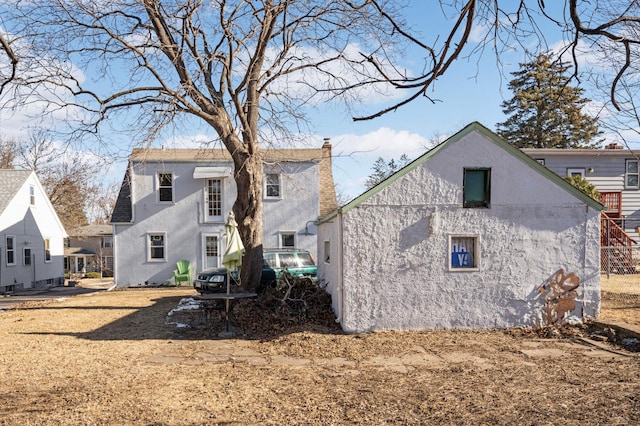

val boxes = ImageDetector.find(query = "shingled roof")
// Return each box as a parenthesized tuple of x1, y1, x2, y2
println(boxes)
(0, 169, 33, 214)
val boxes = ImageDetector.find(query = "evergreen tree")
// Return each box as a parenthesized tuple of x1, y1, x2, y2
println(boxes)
(365, 154, 410, 190)
(496, 54, 602, 149)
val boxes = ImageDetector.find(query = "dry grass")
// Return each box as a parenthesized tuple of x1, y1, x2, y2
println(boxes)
(0, 287, 639, 425)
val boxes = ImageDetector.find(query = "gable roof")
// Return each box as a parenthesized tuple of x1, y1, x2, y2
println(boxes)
(320, 122, 603, 222)
(0, 169, 33, 214)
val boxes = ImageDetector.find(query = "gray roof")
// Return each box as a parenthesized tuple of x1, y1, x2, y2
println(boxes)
(68, 224, 112, 237)
(0, 169, 33, 214)
(110, 166, 133, 223)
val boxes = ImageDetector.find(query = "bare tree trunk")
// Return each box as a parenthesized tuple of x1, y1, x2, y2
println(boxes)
(225, 138, 264, 292)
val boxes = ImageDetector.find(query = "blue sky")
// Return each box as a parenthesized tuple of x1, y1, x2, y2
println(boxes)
(1, 2, 635, 202)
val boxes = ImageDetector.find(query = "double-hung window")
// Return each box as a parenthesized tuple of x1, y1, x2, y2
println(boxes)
(148, 233, 167, 262)
(625, 159, 639, 189)
(23, 248, 31, 266)
(29, 185, 35, 205)
(157, 172, 174, 202)
(5, 235, 15, 266)
(44, 239, 51, 263)
(463, 168, 491, 208)
(265, 173, 281, 198)
(101, 237, 112, 248)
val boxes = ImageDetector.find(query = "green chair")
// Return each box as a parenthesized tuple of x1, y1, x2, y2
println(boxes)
(173, 260, 191, 286)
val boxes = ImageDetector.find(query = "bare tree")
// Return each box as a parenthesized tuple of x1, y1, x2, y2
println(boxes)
(15, 130, 100, 231)
(0, 134, 17, 168)
(357, 1, 640, 120)
(3, 0, 407, 289)
(0, 32, 18, 94)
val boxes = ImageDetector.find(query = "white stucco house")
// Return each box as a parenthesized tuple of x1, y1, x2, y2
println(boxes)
(0, 170, 67, 292)
(317, 122, 603, 332)
(110, 143, 337, 287)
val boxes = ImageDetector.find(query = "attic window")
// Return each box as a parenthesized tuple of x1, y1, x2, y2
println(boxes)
(463, 168, 491, 208)
(29, 185, 35, 205)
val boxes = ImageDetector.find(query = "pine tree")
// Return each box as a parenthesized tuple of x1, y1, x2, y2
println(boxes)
(365, 154, 410, 190)
(496, 54, 602, 149)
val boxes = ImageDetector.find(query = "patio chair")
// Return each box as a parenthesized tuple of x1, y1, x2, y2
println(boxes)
(173, 260, 191, 286)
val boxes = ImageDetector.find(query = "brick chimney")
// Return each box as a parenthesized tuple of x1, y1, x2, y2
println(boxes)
(319, 138, 338, 216)
(605, 143, 623, 150)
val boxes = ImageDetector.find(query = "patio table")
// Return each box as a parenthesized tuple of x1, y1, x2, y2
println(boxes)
(193, 292, 257, 337)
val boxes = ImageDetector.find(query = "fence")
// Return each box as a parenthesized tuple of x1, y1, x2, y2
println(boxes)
(601, 245, 640, 302)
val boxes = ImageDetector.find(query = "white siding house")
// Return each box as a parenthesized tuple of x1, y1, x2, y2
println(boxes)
(111, 145, 336, 287)
(523, 145, 640, 240)
(318, 123, 603, 332)
(0, 170, 67, 291)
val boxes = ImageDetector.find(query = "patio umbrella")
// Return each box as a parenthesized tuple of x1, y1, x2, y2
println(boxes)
(222, 211, 244, 293)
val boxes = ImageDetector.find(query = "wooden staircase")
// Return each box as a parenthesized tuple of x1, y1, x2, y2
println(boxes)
(601, 212, 638, 274)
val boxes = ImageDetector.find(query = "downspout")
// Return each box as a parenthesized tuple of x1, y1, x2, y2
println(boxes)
(336, 211, 344, 324)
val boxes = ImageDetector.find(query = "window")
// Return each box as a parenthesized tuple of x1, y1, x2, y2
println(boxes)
(44, 239, 51, 263)
(205, 179, 222, 220)
(463, 168, 491, 208)
(280, 232, 295, 248)
(450, 236, 478, 270)
(23, 248, 31, 266)
(265, 173, 281, 198)
(157, 172, 174, 202)
(323, 241, 330, 264)
(29, 185, 35, 205)
(567, 168, 585, 178)
(148, 233, 166, 261)
(535, 158, 545, 166)
(101, 237, 112, 248)
(625, 160, 639, 189)
(5, 235, 15, 266)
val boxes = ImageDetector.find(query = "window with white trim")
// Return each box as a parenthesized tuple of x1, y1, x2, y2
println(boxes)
(157, 172, 174, 202)
(205, 178, 223, 221)
(101, 237, 112, 248)
(567, 168, 585, 178)
(29, 185, 35, 205)
(23, 248, 31, 266)
(449, 236, 478, 270)
(265, 173, 281, 198)
(6, 235, 15, 266)
(148, 233, 167, 262)
(625, 159, 639, 189)
(44, 239, 51, 263)
(280, 232, 295, 248)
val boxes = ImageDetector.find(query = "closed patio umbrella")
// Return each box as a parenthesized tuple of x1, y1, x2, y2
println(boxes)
(222, 211, 244, 293)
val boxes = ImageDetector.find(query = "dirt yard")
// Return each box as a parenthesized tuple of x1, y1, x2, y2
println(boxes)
(0, 285, 638, 425)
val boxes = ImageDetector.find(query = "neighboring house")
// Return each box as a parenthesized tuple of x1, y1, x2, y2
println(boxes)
(0, 169, 66, 292)
(317, 123, 603, 332)
(64, 224, 114, 277)
(522, 144, 640, 240)
(110, 143, 337, 287)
